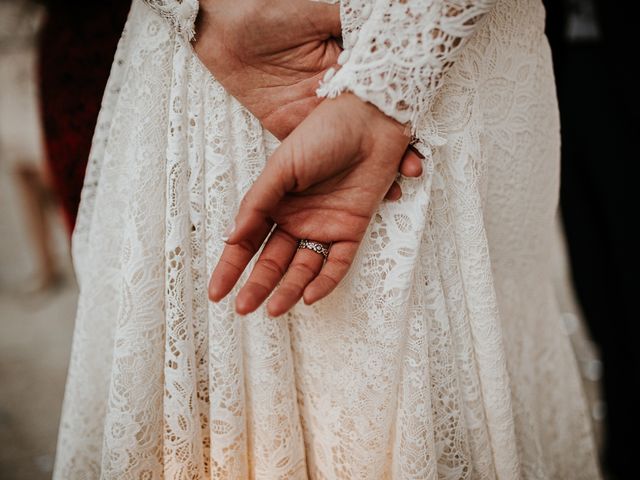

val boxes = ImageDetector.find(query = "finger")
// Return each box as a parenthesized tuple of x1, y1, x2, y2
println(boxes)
(384, 181, 402, 201)
(223, 146, 295, 248)
(208, 220, 275, 302)
(267, 243, 326, 317)
(398, 146, 424, 177)
(302, 240, 358, 305)
(234, 228, 298, 315)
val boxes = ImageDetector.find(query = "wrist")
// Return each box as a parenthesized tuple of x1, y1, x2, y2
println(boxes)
(333, 92, 412, 147)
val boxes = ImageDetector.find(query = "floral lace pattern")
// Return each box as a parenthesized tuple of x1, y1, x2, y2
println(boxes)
(316, 0, 497, 139)
(53, 0, 602, 478)
(142, 0, 198, 40)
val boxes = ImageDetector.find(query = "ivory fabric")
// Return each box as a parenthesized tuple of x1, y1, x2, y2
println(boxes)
(53, 0, 601, 478)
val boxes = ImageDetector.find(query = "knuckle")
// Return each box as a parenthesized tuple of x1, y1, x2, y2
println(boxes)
(318, 272, 339, 289)
(275, 283, 303, 299)
(236, 237, 259, 255)
(258, 256, 286, 278)
(218, 257, 244, 274)
(243, 280, 270, 296)
(291, 261, 317, 279)
(330, 255, 353, 270)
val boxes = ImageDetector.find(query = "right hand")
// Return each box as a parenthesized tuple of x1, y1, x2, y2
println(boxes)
(193, 0, 424, 201)
(209, 93, 413, 316)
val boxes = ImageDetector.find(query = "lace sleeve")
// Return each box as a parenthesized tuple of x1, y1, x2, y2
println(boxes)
(316, 0, 498, 137)
(142, 0, 199, 40)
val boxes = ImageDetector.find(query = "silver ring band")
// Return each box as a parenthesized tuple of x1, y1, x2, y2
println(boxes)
(297, 239, 330, 259)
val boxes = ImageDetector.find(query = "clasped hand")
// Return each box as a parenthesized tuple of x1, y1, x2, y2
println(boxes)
(193, 0, 423, 316)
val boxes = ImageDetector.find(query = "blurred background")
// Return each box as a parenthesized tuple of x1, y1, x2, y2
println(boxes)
(0, 0, 634, 478)
(0, 1, 130, 478)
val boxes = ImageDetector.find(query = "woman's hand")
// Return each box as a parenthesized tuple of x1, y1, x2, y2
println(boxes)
(208, 93, 411, 316)
(194, 0, 342, 140)
(193, 0, 423, 201)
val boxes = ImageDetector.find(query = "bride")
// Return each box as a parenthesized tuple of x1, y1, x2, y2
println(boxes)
(53, 0, 601, 478)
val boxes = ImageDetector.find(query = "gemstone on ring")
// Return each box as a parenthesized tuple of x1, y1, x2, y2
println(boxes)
(297, 239, 330, 259)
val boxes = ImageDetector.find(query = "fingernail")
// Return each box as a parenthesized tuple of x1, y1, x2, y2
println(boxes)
(410, 145, 425, 159)
(208, 286, 221, 302)
(221, 220, 235, 242)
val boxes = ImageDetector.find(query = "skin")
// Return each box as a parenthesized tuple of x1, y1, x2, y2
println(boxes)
(192, 0, 424, 195)
(193, 0, 344, 140)
(208, 93, 412, 316)
(192, 0, 423, 315)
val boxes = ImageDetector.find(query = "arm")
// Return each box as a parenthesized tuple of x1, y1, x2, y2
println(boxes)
(139, 0, 425, 202)
(317, 0, 498, 137)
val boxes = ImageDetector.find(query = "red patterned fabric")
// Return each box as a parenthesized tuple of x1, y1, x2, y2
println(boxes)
(38, 1, 130, 233)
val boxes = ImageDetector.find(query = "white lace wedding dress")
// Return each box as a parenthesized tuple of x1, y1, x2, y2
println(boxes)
(53, 0, 601, 478)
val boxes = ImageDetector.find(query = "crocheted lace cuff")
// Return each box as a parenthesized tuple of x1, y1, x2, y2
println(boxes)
(316, 0, 498, 157)
(143, 0, 199, 41)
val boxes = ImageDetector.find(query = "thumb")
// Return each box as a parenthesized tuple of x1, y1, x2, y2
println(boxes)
(223, 146, 295, 246)
(306, 1, 342, 39)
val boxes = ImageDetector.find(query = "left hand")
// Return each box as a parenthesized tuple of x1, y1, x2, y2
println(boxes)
(193, 0, 424, 202)
(208, 92, 412, 316)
